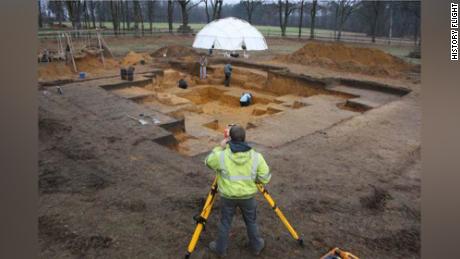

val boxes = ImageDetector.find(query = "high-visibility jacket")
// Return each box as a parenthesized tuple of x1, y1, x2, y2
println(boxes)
(205, 145, 271, 199)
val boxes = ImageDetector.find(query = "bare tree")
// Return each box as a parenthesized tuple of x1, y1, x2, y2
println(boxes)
(360, 0, 383, 43)
(125, 0, 131, 31)
(298, 0, 305, 38)
(89, 1, 97, 28)
(336, 0, 359, 41)
(168, 0, 174, 33)
(48, 0, 65, 26)
(178, 0, 203, 32)
(38, 0, 43, 28)
(204, 0, 211, 23)
(147, 0, 155, 33)
(83, 1, 90, 29)
(310, 0, 317, 39)
(277, 0, 297, 37)
(210, 0, 223, 21)
(242, 0, 262, 24)
(133, 0, 145, 36)
(65, 1, 83, 29)
(402, 1, 420, 45)
(110, 0, 120, 35)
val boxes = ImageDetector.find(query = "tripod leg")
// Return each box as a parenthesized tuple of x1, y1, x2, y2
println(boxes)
(256, 184, 304, 246)
(185, 178, 218, 258)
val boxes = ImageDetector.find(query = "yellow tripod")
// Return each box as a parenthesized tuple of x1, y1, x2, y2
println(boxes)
(185, 178, 218, 259)
(185, 178, 303, 258)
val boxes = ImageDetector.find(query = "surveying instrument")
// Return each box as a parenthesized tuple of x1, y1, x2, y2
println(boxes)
(184, 125, 303, 258)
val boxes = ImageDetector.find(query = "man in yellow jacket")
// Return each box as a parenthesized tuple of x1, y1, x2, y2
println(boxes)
(204, 125, 271, 256)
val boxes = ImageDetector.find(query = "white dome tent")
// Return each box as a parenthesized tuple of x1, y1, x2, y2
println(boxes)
(192, 17, 268, 51)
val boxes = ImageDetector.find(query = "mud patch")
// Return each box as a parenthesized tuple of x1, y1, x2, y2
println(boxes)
(360, 186, 392, 211)
(39, 165, 69, 194)
(39, 159, 109, 194)
(112, 199, 147, 212)
(39, 118, 72, 140)
(161, 196, 205, 211)
(366, 228, 420, 254)
(61, 144, 97, 161)
(39, 214, 113, 255)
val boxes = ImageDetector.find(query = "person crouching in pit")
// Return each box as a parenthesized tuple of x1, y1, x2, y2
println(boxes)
(240, 92, 253, 107)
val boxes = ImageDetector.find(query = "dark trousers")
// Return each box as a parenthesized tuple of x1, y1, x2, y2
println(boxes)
(240, 100, 251, 107)
(215, 197, 263, 254)
(224, 73, 232, 86)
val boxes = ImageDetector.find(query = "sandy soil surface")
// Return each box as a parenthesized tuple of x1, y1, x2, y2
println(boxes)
(38, 37, 421, 259)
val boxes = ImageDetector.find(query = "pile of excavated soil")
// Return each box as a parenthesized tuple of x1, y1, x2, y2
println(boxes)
(276, 41, 414, 78)
(75, 55, 119, 72)
(38, 55, 119, 81)
(151, 45, 199, 60)
(38, 62, 74, 81)
(121, 51, 153, 66)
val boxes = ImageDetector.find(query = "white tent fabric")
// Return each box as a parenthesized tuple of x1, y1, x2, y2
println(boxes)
(192, 17, 268, 51)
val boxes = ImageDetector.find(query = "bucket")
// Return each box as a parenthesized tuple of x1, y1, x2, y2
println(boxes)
(79, 72, 86, 79)
(120, 68, 127, 80)
(126, 66, 135, 81)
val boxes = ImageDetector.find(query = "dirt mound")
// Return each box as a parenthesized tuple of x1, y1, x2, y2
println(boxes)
(151, 45, 199, 60)
(276, 41, 414, 77)
(38, 62, 74, 81)
(75, 54, 119, 73)
(121, 51, 153, 66)
(38, 54, 119, 81)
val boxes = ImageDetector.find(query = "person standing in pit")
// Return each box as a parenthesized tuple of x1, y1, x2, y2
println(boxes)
(199, 55, 208, 80)
(224, 63, 233, 87)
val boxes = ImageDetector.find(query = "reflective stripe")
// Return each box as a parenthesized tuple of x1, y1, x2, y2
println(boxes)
(219, 150, 227, 172)
(251, 150, 259, 180)
(258, 172, 271, 181)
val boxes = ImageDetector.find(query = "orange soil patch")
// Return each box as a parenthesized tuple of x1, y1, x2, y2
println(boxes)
(151, 45, 199, 60)
(38, 55, 119, 81)
(275, 41, 414, 78)
(75, 55, 119, 72)
(37, 62, 74, 81)
(121, 51, 153, 66)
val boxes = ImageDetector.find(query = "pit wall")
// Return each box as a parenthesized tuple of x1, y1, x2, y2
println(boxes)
(264, 71, 331, 97)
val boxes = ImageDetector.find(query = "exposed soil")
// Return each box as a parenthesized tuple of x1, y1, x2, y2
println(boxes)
(151, 45, 200, 60)
(38, 54, 119, 81)
(38, 37, 420, 259)
(275, 41, 415, 78)
(39, 214, 113, 256)
(121, 51, 153, 66)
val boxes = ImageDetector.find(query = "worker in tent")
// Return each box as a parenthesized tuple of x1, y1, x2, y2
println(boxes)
(224, 63, 233, 87)
(240, 92, 253, 107)
(204, 125, 271, 257)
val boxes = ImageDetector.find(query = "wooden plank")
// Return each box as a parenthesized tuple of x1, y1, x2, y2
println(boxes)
(65, 33, 78, 73)
(97, 32, 106, 68)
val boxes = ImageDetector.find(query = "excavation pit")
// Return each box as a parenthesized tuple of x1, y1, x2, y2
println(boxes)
(100, 65, 410, 155)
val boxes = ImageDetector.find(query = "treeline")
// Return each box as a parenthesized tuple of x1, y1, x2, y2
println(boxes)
(38, 0, 420, 42)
